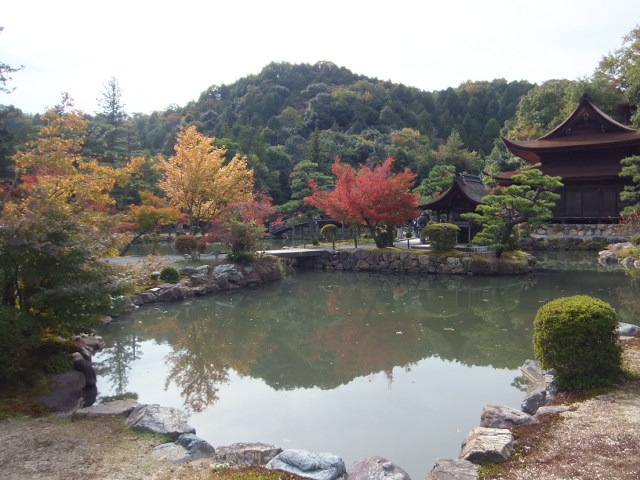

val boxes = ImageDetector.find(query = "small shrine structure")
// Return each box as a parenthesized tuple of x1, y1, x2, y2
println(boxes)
(500, 95, 640, 223)
(420, 173, 489, 243)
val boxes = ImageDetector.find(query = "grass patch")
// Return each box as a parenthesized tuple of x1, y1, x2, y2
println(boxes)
(203, 466, 306, 480)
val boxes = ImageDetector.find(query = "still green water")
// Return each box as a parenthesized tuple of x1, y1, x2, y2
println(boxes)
(94, 257, 638, 478)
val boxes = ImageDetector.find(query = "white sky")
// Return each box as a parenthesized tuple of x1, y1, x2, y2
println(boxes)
(1, 0, 639, 115)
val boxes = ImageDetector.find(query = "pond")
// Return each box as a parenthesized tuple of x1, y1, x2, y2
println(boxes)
(94, 255, 638, 479)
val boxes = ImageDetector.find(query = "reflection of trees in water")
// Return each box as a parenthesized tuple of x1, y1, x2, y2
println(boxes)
(100, 269, 636, 410)
(94, 325, 141, 396)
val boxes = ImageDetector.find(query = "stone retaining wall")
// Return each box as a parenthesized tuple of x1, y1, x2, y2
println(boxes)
(287, 249, 533, 275)
(523, 224, 628, 251)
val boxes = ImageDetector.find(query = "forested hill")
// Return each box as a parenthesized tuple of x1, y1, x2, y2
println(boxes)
(130, 61, 533, 202)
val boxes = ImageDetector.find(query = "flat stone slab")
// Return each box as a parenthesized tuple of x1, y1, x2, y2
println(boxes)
(426, 458, 479, 479)
(267, 449, 346, 480)
(215, 442, 282, 466)
(459, 427, 514, 464)
(480, 405, 538, 429)
(348, 456, 411, 480)
(534, 405, 572, 417)
(126, 404, 195, 440)
(74, 398, 139, 417)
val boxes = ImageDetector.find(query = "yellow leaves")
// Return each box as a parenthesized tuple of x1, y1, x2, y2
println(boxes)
(159, 126, 254, 225)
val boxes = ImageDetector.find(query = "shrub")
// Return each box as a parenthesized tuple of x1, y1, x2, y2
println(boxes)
(174, 235, 200, 260)
(159, 266, 180, 283)
(630, 234, 640, 247)
(321, 224, 338, 249)
(424, 223, 460, 252)
(533, 295, 622, 390)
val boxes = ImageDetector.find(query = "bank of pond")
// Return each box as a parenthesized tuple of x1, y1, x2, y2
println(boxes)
(90, 251, 638, 480)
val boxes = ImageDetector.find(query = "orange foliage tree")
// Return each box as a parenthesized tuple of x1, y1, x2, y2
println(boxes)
(305, 157, 419, 247)
(159, 126, 254, 234)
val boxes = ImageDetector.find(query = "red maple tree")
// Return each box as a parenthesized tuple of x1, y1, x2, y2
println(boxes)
(305, 157, 419, 247)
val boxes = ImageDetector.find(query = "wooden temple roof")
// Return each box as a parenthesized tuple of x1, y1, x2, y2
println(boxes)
(502, 95, 640, 164)
(420, 174, 489, 211)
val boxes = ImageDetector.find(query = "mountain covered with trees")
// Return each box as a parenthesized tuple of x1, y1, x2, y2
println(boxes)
(2, 24, 640, 212)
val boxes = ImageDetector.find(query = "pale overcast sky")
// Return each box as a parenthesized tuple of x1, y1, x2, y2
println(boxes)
(1, 0, 639, 115)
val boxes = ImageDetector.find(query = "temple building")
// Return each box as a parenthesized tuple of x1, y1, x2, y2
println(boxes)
(500, 95, 640, 223)
(420, 173, 489, 243)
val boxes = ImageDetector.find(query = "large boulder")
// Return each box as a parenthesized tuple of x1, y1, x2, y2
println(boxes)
(347, 456, 410, 480)
(215, 442, 282, 466)
(126, 404, 195, 439)
(38, 370, 85, 415)
(480, 405, 538, 429)
(425, 459, 479, 480)
(459, 427, 514, 464)
(266, 449, 346, 480)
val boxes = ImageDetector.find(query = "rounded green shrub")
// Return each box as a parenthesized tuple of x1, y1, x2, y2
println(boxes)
(533, 295, 622, 390)
(630, 234, 640, 246)
(321, 224, 338, 249)
(159, 266, 180, 283)
(424, 223, 460, 252)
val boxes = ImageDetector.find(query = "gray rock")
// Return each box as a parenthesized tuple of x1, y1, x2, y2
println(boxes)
(74, 398, 139, 417)
(140, 292, 157, 303)
(214, 264, 244, 283)
(459, 427, 514, 464)
(520, 359, 544, 383)
(39, 370, 87, 414)
(425, 459, 479, 480)
(521, 378, 548, 415)
(480, 405, 538, 429)
(195, 265, 210, 275)
(126, 404, 195, 439)
(189, 274, 209, 286)
(534, 405, 571, 417)
(156, 286, 180, 302)
(169, 433, 215, 462)
(73, 356, 96, 386)
(620, 256, 636, 268)
(618, 322, 640, 337)
(215, 442, 282, 466)
(266, 449, 346, 480)
(178, 266, 198, 276)
(598, 250, 619, 263)
(112, 295, 138, 313)
(348, 456, 410, 480)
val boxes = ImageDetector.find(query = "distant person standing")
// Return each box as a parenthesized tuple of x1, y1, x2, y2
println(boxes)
(416, 212, 429, 243)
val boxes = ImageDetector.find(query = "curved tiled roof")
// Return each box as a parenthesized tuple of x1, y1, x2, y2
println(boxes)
(502, 96, 640, 164)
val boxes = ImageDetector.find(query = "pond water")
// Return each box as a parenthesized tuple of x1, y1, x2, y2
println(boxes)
(94, 255, 638, 479)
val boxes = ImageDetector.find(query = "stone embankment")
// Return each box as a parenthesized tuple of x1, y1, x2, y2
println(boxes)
(522, 223, 627, 251)
(424, 323, 640, 479)
(74, 398, 411, 480)
(288, 249, 534, 275)
(598, 242, 640, 270)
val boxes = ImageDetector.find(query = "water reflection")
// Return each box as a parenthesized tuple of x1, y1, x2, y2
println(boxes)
(94, 264, 637, 479)
(97, 271, 563, 413)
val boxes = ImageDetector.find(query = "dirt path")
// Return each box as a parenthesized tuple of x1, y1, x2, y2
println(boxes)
(0, 415, 212, 480)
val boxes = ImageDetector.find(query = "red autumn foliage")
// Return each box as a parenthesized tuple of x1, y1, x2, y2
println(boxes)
(304, 157, 419, 247)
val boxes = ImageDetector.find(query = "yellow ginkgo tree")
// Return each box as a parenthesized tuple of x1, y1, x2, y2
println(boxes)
(159, 126, 254, 233)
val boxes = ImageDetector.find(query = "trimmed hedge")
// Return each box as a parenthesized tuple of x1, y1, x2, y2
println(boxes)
(533, 295, 622, 390)
(159, 266, 180, 283)
(424, 223, 460, 252)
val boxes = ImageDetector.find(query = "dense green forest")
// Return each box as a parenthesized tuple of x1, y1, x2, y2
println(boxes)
(2, 25, 638, 213)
